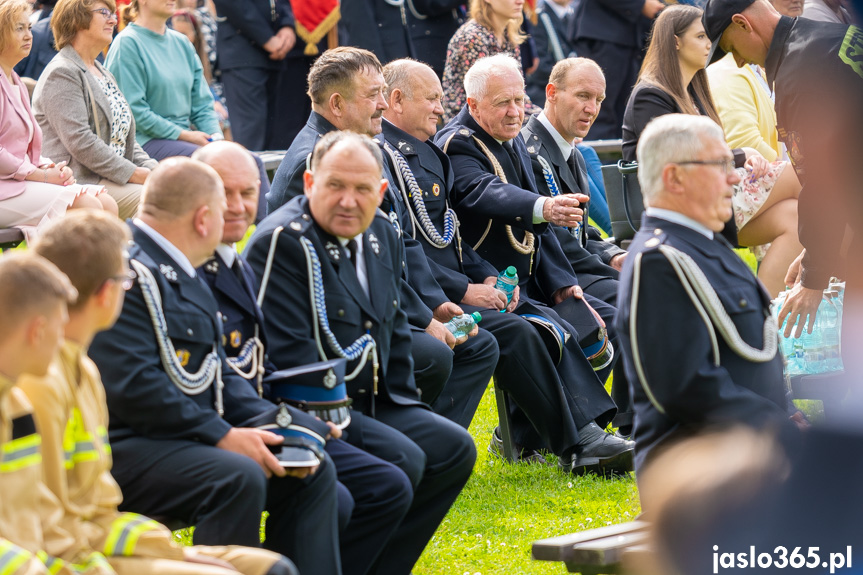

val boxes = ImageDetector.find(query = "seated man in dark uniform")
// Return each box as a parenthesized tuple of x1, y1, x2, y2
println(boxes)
(193, 142, 413, 575)
(435, 54, 634, 474)
(381, 57, 621, 466)
(268, 46, 499, 429)
(87, 159, 343, 574)
(615, 113, 806, 476)
(520, 57, 633, 433)
(244, 132, 476, 575)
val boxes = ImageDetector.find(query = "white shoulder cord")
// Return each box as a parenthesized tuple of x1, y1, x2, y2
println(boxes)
(536, 153, 581, 241)
(256, 227, 379, 388)
(129, 259, 224, 415)
(628, 246, 778, 415)
(658, 244, 777, 362)
(538, 11, 565, 62)
(382, 142, 457, 248)
(225, 327, 266, 397)
(441, 132, 535, 254)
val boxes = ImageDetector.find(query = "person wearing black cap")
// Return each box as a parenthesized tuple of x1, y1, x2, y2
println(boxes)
(702, 0, 863, 393)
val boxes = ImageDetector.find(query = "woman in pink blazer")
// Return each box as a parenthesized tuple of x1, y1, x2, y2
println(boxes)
(0, 0, 116, 239)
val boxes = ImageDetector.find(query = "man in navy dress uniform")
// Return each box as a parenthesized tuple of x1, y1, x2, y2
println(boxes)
(193, 142, 414, 575)
(380, 57, 623, 467)
(87, 158, 343, 574)
(615, 113, 805, 476)
(520, 57, 633, 432)
(435, 54, 635, 474)
(268, 47, 499, 429)
(245, 132, 476, 575)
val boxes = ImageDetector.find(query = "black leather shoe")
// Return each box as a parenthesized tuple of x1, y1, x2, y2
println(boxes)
(488, 427, 550, 465)
(566, 422, 635, 477)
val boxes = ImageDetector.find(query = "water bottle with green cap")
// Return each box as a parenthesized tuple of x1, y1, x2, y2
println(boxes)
(444, 312, 483, 339)
(494, 266, 518, 312)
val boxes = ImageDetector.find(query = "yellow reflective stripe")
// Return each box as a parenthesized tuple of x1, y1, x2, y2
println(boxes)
(96, 427, 111, 455)
(0, 434, 41, 473)
(63, 410, 100, 470)
(102, 514, 160, 557)
(35, 551, 63, 575)
(71, 552, 110, 573)
(0, 541, 33, 575)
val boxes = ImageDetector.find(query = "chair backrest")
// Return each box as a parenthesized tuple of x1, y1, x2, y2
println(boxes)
(601, 160, 643, 243)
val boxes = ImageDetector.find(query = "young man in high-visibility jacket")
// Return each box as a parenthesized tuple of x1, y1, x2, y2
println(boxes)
(0, 252, 103, 575)
(19, 210, 297, 575)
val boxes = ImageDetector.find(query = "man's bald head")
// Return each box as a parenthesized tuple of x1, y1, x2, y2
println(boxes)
(383, 59, 444, 141)
(139, 157, 224, 221)
(193, 142, 261, 244)
(192, 141, 259, 177)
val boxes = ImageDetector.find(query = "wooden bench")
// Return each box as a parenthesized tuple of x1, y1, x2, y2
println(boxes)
(532, 521, 650, 575)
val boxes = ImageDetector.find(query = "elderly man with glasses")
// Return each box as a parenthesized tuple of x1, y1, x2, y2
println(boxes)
(615, 113, 807, 481)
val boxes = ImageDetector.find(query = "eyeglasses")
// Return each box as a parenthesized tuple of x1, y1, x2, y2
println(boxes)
(675, 158, 737, 175)
(92, 8, 117, 21)
(107, 270, 137, 291)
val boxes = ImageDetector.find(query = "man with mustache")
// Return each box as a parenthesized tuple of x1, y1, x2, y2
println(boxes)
(268, 46, 500, 429)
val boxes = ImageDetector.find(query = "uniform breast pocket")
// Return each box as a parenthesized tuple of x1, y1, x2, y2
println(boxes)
(164, 307, 217, 369)
(326, 294, 363, 331)
(414, 176, 447, 212)
(716, 284, 765, 343)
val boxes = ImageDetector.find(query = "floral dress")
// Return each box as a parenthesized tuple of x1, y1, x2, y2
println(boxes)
(442, 20, 538, 122)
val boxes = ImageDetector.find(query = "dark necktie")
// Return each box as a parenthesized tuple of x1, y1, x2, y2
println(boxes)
(504, 141, 522, 183)
(232, 257, 245, 282)
(347, 239, 359, 270)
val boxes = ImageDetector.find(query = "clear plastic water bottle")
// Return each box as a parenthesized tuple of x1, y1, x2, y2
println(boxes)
(444, 312, 482, 338)
(494, 266, 518, 312)
(820, 292, 842, 372)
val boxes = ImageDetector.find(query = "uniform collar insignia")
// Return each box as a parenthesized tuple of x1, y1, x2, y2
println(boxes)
(160, 264, 178, 282)
(325, 241, 341, 262)
(368, 233, 381, 255)
(204, 259, 219, 274)
(397, 141, 413, 154)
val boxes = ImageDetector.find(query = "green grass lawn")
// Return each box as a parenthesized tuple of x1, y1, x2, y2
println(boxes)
(412, 384, 641, 575)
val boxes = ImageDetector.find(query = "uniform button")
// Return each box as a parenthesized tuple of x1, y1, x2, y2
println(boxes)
(187, 328, 194, 336)
(654, 228, 662, 235)
(739, 299, 748, 308)
(515, 216, 522, 222)
(393, 300, 398, 308)
(357, 389, 367, 394)
(221, 315, 227, 323)
(364, 321, 373, 330)
(337, 309, 345, 317)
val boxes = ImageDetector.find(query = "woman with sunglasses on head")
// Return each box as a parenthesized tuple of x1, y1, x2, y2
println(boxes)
(33, 0, 157, 219)
(621, 4, 802, 296)
(0, 0, 117, 240)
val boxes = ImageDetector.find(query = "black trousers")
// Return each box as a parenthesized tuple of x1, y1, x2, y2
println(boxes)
(343, 406, 476, 575)
(417, 327, 500, 429)
(112, 437, 340, 574)
(326, 439, 413, 575)
(462, 299, 617, 456)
